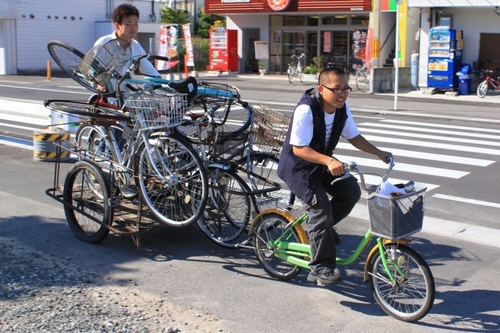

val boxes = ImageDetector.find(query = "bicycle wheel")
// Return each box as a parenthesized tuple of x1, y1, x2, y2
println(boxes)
(44, 100, 129, 120)
(368, 243, 435, 322)
(63, 160, 113, 243)
(47, 40, 99, 93)
(356, 72, 368, 91)
(252, 212, 303, 280)
(288, 65, 297, 84)
(136, 133, 208, 227)
(197, 167, 252, 248)
(477, 80, 489, 98)
(244, 153, 294, 212)
(75, 122, 130, 160)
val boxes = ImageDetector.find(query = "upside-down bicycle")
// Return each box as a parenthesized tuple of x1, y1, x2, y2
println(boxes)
(250, 157, 435, 322)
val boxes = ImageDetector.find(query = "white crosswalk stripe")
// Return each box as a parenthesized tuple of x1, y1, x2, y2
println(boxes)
(335, 116, 499, 211)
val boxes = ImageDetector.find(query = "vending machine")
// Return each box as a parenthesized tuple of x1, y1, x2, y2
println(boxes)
(427, 26, 463, 90)
(209, 28, 238, 72)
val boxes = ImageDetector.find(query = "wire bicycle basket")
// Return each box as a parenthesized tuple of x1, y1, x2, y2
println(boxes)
(124, 93, 188, 131)
(367, 182, 427, 240)
(252, 105, 290, 154)
(78, 38, 132, 94)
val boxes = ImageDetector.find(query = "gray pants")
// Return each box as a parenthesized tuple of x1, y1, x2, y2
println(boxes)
(306, 174, 361, 275)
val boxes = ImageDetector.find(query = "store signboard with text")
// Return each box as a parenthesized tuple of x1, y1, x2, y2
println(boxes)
(205, 0, 371, 13)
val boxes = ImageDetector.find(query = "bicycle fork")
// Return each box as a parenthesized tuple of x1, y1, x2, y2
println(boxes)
(364, 238, 410, 286)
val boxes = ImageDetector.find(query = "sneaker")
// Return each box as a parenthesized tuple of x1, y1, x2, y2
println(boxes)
(333, 227, 342, 246)
(307, 269, 342, 286)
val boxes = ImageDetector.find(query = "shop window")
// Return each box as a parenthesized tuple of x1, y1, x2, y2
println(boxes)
(270, 15, 282, 27)
(307, 16, 319, 26)
(351, 15, 369, 26)
(283, 15, 306, 26)
(321, 15, 347, 25)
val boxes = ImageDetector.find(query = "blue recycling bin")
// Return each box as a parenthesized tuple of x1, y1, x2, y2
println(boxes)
(456, 64, 472, 95)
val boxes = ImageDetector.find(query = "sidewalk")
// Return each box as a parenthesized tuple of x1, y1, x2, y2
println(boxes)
(197, 71, 500, 105)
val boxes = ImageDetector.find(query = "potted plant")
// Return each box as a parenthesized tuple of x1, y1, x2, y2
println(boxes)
(258, 61, 267, 75)
(302, 65, 318, 81)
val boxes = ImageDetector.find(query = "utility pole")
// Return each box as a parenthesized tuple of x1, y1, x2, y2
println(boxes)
(394, 0, 401, 110)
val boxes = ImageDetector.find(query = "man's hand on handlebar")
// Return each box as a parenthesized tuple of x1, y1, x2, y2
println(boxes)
(377, 150, 393, 164)
(327, 158, 345, 176)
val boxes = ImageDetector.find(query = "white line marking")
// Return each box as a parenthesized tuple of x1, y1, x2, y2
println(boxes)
(379, 119, 500, 135)
(349, 203, 500, 248)
(358, 126, 500, 147)
(360, 122, 500, 140)
(334, 154, 469, 178)
(361, 134, 500, 156)
(432, 194, 500, 208)
(336, 142, 494, 167)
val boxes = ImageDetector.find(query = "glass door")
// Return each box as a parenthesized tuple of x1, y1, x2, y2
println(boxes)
(282, 32, 305, 73)
(321, 30, 349, 72)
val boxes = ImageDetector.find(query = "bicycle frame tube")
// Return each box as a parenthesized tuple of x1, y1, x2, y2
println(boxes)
(362, 238, 410, 283)
(273, 228, 374, 269)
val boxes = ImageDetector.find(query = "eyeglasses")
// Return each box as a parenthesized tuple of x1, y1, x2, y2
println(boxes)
(321, 85, 352, 94)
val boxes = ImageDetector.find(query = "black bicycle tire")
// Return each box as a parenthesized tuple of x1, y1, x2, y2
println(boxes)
(63, 160, 113, 243)
(44, 100, 131, 121)
(369, 243, 435, 322)
(288, 65, 297, 84)
(47, 40, 99, 93)
(197, 167, 252, 248)
(252, 212, 303, 280)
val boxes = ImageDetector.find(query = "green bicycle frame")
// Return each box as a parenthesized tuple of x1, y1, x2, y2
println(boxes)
(268, 212, 405, 284)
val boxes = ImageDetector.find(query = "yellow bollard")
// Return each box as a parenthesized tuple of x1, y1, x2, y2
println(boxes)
(47, 60, 52, 81)
(33, 129, 70, 162)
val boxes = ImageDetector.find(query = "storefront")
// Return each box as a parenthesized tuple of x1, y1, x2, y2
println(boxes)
(205, 0, 372, 74)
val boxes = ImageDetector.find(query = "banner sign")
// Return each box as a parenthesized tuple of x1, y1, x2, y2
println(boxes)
(158, 25, 180, 70)
(182, 23, 195, 67)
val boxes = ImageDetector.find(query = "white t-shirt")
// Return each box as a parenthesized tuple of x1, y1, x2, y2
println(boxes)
(94, 32, 160, 77)
(289, 102, 359, 147)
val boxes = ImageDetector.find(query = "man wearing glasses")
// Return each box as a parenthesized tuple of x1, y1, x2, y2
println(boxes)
(278, 67, 392, 286)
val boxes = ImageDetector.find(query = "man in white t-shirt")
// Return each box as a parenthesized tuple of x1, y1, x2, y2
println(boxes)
(94, 3, 160, 78)
(277, 67, 392, 286)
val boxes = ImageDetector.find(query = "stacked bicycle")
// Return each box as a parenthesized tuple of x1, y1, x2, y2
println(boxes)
(45, 39, 209, 246)
(250, 157, 435, 322)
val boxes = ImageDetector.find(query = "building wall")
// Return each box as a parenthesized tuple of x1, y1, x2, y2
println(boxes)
(5, 0, 167, 74)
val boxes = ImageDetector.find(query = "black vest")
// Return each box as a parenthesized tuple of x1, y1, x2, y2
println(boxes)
(277, 87, 348, 205)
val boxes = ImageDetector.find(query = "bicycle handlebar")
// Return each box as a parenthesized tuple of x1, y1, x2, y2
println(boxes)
(331, 157, 395, 194)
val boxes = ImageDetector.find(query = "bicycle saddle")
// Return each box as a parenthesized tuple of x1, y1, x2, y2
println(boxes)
(168, 76, 198, 102)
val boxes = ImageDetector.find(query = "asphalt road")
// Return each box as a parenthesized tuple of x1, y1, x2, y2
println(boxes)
(1, 73, 500, 332)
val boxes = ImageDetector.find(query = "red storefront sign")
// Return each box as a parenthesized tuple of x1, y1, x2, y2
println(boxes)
(205, 0, 371, 13)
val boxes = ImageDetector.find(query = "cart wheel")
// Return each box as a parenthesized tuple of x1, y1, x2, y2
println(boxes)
(63, 161, 113, 243)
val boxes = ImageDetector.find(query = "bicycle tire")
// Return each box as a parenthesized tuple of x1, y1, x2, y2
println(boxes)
(288, 65, 297, 84)
(47, 40, 99, 93)
(252, 211, 303, 280)
(173, 103, 252, 146)
(197, 167, 252, 248)
(75, 122, 124, 161)
(476, 80, 489, 98)
(136, 133, 208, 227)
(356, 73, 368, 91)
(368, 244, 435, 322)
(44, 100, 130, 121)
(63, 160, 113, 243)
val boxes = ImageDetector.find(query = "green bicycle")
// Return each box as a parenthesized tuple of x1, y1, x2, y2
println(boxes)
(250, 158, 435, 322)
